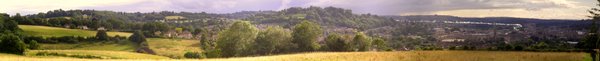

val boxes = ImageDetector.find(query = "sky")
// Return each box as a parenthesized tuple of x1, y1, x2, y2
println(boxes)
(0, 0, 596, 19)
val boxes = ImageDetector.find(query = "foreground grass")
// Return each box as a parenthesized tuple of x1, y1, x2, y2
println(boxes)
(19, 25, 132, 37)
(0, 51, 588, 61)
(198, 51, 587, 61)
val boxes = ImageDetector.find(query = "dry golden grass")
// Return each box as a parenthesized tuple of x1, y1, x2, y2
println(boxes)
(0, 51, 589, 61)
(401, 51, 588, 61)
(195, 51, 587, 61)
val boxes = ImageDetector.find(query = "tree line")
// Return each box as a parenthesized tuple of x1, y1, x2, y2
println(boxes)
(188, 20, 391, 58)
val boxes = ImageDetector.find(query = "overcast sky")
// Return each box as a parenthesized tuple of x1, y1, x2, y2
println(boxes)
(0, 0, 596, 19)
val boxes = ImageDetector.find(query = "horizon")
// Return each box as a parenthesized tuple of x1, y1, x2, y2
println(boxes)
(0, 0, 595, 20)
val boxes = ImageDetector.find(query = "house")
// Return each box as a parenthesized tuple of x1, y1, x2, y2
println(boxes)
(97, 27, 106, 30)
(441, 39, 465, 42)
(177, 31, 194, 39)
(77, 26, 89, 30)
(162, 31, 178, 38)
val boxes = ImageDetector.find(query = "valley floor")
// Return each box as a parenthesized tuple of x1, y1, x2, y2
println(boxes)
(0, 51, 589, 61)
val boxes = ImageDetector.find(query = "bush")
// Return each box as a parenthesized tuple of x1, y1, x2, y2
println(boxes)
(325, 34, 352, 51)
(203, 49, 221, 58)
(96, 30, 109, 41)
(35, 52, 107, 59)
(0, 34, 27, 55)
(27, 40, 40, 49)
(184, 51, 205, 59)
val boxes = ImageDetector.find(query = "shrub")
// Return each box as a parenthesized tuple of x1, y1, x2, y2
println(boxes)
(27, 40, 40, 49)
(0, 34, 27, 55)
(35, 52, 107, 59)
(325, 34, 352, 51)
(96, 30, 109, 41)
(184, 51, 205, 59)
(204, 49, 221, 58)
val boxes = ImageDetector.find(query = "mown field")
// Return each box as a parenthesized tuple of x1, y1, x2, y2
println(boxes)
(0, 51, 590, 61)
(19, 25, 132, 37)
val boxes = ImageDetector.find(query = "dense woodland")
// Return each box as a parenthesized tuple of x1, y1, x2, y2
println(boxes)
(0, 7, 595, 58)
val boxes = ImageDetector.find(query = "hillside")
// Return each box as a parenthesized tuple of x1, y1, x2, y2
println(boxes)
(19, 25, 200, 58)
(19, 25, 132, 37)
(0, 51, 588, 61)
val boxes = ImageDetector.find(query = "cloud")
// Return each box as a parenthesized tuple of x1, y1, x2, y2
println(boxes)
(301, 0, 575, 15)
(0, 0, 141, 15)
(0, 0, 593, 19)
(84, 0, 285, 13)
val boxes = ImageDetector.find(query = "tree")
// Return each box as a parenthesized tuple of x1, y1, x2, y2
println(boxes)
(324, 34, 352, 51)
(0, 34, 27, 55)
(353, 32, 372, 51)
(129, 31, 147, 46)
(292, 21, 322, 52)
(5, 15, 20, 32)
(216, 21, 259, 57)
(142, 22, 171, 37)
(27, 40, 40, 49)
(95, 30, 109, 41)
(587, 1, 600, 60)
(372, 37, 389, 51)
(199, 28, 215, 50)
(254, 26, 292, 55)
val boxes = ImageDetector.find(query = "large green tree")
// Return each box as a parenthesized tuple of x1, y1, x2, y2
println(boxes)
(292, 21, 323, 52)
(0, 34, 27, 55)
(586, 0, 600, 61)
(353, 32, 372, 51)
(254, 26, 292, 55)
(5, 15, 20, 32)
(216, 21, 259, 57)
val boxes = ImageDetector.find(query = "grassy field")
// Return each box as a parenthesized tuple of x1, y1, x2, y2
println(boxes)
(39, 41, 135, 51)
(147, 38, 202, 58)
(0, 51, 589, 61)
(37, 38, 202, 58)
(19, 25, 132, 37)
(19, 25, 201, 58)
